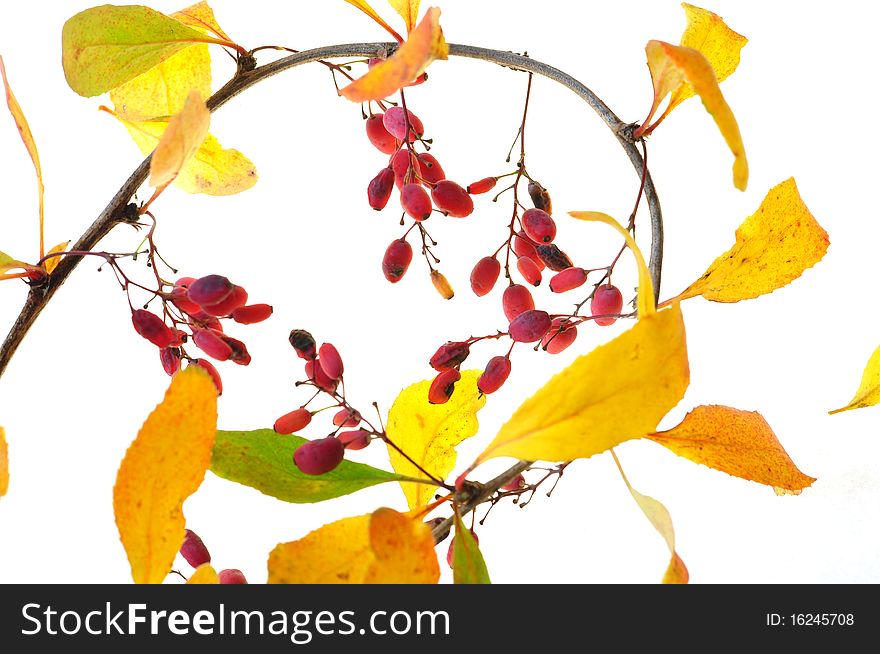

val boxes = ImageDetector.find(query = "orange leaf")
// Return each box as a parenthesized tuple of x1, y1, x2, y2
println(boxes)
(0, 426, 8, 498)
(649, 405, 815, 493)
(387, 0, 421, 32)
(344, 0, 404, 42)
(268, 507, 439, 584)
(641, 40, 748, 191)
(42, 241, 70, 276)
(172, 1, 234, 43)
(665, 178, 828, 304)
(1, 55, 44, 258)
(340, 7, 447, 102)
(149, 90, 210, 190)
(186, 563, 219, 584)
(113, 367, 218, 584)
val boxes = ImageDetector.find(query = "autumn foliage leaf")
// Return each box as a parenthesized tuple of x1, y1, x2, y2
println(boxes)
(344, 0, 405, 42)
(830, 344, 880, 414)
(388, 0, 422, 32)
(386, 370, 486, 510)
(649, 405, 815, 493)
(268, 508, 439, 583)
(186, 563, 219, 584)
(340, 7, 448, 102)
(0, 426, 8, 498)
(148, 90, 211, 190)
(113, 367, 218, 584)
(664, 178, 828, 305)
(452, 512, 490, 584)
(172, 1, 234, 42)
(42, 241, 70, 276)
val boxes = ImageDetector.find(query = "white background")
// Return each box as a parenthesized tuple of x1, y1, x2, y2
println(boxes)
(1, 0, 879, 584)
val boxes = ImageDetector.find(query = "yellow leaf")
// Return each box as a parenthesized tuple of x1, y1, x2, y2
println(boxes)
(666, 178, 828, 304)
(648, 405, 815, 492)
(612, 451, 688, 584)
(149, 90, 211, 190)
(0, 426, 8, 498)
(641, 40, 748, 191)
(387, 0, 421, 32)
(187, 563, 219, 584)
(172, 1, 234, 43)
(387, 370, 486, 510)
(344, 0, 404, 42)
(268, 508, 439, 584)
(340, 7, 448, 102)
(42, 241, 70, 276)
(0, 251, 32, 276)
(113, 367, 218, 584)
(476, 304, 689, 464)
(1, 55, 44, 258)
(831, 344, 880, 414)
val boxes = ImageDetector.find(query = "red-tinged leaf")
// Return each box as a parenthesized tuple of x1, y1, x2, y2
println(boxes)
(344, 0, 404, 42)
(340, 7, 448, 102)
(452, 511, 490, 584)
(0, 250, 44, 281)
(172, 1, 234, 43)
(387, 0, 421, 32)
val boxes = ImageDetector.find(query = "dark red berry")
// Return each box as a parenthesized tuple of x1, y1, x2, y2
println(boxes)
(509, 309, 552, 343)
(536, 244, 573, 271)
(400, 183, 433, 221)
(478, 356, 512, 395)
(417, 153, 445, 185)
(132, 309, 174, 348)
(502, 284, 535, 322)
(550, 267, 588, 293)
(202, 285, 248, 317)
(527, 180, 553, 214)
(231, 303, 273, 325)
(382, 239, 413, 283)
(391, 148, 422, 188)
(193, 329, 233, 361)
(470, 256, 501, 297)
(366, 114, 398, 154)
(368, 167, 395, 210)
(541, 318, 578, 354)
(516, 256, 542, 286)
(338, 429, 371, 450)
(224, 336, 251, 366)
(294, 437, 345, 475)
(160, 347, 181, 376)
(592, 284, 624, 326)
(274, 407, 312, 434)
(188, 275, 233, 307)
(180, 529, 211, 568)
(512, 232, 545, 270)
(191, 359, 222, 395)
(289, 329, 317, 360)
(383, 106, 423, 142)
(428, 368, 461, 405)
(429, 341, 470, 371)
(333, 408, 362, 428)
(522, 208, 556, 243)
(318, 342, 344, 380)
(218, 569, 248, 584)
(467, 177, 497, 194)
(431, 180, 474, 218)
(305, 359, 339, 393)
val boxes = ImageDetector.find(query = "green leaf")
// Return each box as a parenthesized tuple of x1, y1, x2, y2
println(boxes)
(452, 512, 490, 584)
(62, 5, 231, 97)
(210, 429, 412, 503)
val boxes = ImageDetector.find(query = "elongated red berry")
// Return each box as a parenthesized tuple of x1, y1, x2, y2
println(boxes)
(289, 329, 317, 360)
(180, 529, 211, 568)
(509, 309, 552, 343)
(274, 407, 312, 434)
(550, 267, 588, 293)
(536, 244, 573, 271)
(512, 232, 545, 270)
(470, 256, 501, 297)
(366, 114, 397, 154)
(478, 356, 511, 395)
(224, 336, 251, 366)
(368, 167, 395, 210)
(430, 270, 454, 299)
(383, 106, 423, 142)
(188, 274, 233, 307)
(218, 569, 248, 584)
(294, 436, 345, 475)
(391, 149, 422, 188)
(541, 318, 578, 354)
(191, 359, 222, 395)
(193, 329, 232, 361)
(428, 368, 461, 405)
(502, 284, 535, 322)
(170, 278, 201, 315)
(401, 183, 433, 221)
(431, 180, 474, 218)
(527, 180, 552, 214)
(318, 342, 344, 380)
(516, 256, 542, 286)
(592, 284, 624, 326)
(338, 429, 371, 450)
(202, 285, 248, 317)
(132, 309, 174, 348)
(501, 474, 526, 491)
(231, 303, 273, 325)
(192, 312, 223, 332)
(467, 177, 496, 194)
(430, 341, 470, 371)
(382, 239, 413, 283)
(160, 347, 181, 376)
(522, 208, 556, 243)
(305, 359, 339, 393)
(333, 408, 362, 428)
(417, 153, 445, 184)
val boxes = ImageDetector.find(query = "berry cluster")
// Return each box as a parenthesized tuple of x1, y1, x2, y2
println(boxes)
(178, 528, 248, 584)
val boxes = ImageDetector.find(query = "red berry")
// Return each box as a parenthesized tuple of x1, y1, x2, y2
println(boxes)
(417, 153, 445, 185)
(391, 148, 422, 188)
(305, 359, 339, 393)
(512, 232, 545, 270)
(522, 208, 556, 243)
(159, 347, 181, 376)
(400, 183, 433, 221)
(274, 407, 312, 434)
(383, 106, 423, 143)
(509, 309, 552, 343)
(470, 257, 501, 297)
(502, 284, 535, 322)
(550, 267, 588, 293)
(501, 474, 526, 491)
(429, 341, 470, 371)
(365, 114, 397, 154)
(202, 285, 248, 317)
(382, 239, 413, 283)
(218, 569, 248, 584)
(536, 244, 573, 271)
(368, 167, 395, 210)
(294, 437, 345, 475)
(478, 356, 512, 395)
(224, 336, 251, 366)
(191, 359, 222, 395)
(192, 312, 223, 332)
(406, 72, 428, 87)
(431, 180, 474, 218)
(338, 429, 371, 450)
(193, 329, 233, 361)
(180, 529, 211, 568)
(132, 309, 174, 348)
(592, 284, 624, 326)
(446, 530, 479, 568)
(516, 256, 542, 286)
(467, 177, 497, 194)
(289, 329, 317, 360)
(188, 275, 233, 307)
(428, 368, 461, 405)
(541, 318, 578, 354)
(318, 342, 344, 380)
(333, 408, 362, 428)
(170, 278, 201, 315)
(527, 180, 553, 214)
(231, 303, 273, 325)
